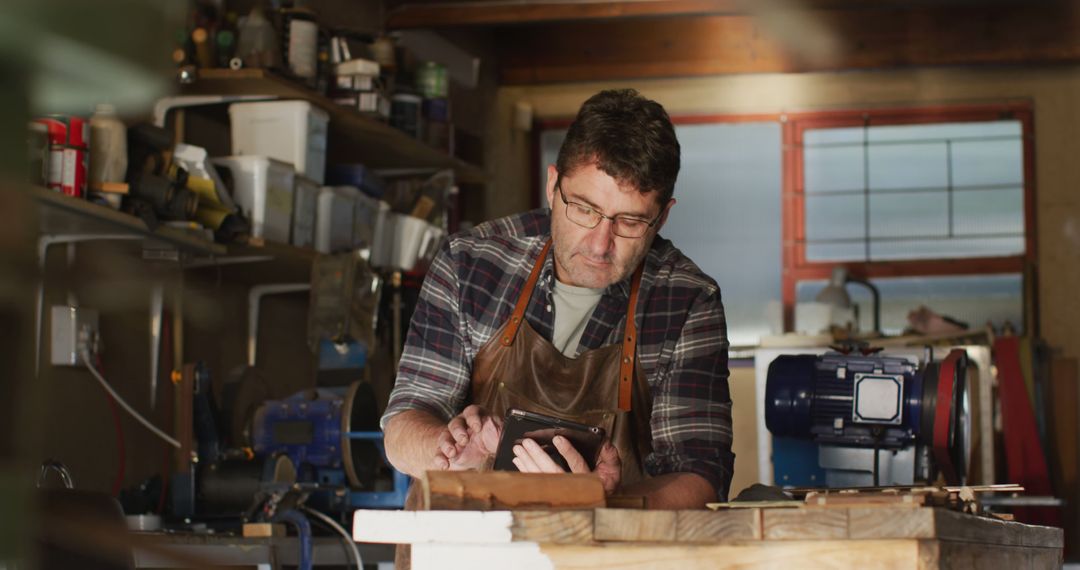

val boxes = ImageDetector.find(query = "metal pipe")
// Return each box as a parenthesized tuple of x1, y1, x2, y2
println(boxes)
(847, 276, 881, 334)
(247, 284, 310, 367)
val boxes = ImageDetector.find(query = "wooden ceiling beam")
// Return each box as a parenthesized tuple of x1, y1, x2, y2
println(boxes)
(387, 1, 742, 29)
(493, 4, 1080, 84)
(385, 0, 1027, 30)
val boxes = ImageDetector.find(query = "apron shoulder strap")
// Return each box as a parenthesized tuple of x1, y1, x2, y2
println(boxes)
(618, 263, 645, 412)
(500, 239, 553, 346)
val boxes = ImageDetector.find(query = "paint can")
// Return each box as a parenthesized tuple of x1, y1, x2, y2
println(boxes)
(33, 115, 89, 197)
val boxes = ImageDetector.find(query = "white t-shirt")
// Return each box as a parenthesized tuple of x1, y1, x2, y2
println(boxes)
(551, 280, 604, 357)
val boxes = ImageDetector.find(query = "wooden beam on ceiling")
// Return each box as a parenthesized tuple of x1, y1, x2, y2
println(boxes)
(493, 3, 1080, 84)
(385, 0, 1027, 30)
(387, 1, 740, 29)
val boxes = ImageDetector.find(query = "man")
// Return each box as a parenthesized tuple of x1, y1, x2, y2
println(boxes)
(381, 89, 733, 508)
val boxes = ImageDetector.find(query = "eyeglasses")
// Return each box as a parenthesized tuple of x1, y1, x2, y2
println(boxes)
(555, 182, 663, 239)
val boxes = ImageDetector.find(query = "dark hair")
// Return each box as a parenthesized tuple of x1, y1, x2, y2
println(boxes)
(556, 89, 680, 205)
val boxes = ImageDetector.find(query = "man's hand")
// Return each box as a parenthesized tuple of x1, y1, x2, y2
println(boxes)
(384, 407, 502, 478)
(444, 404, 502, 470)
(512, 436, 621, 495)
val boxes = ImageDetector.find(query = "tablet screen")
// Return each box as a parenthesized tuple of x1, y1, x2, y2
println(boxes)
(492, 408, 606, 472)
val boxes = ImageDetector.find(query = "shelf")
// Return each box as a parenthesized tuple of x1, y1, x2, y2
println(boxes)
(178, 69, 487, 184)
(186, 240, 319, 284)
(33, 187, 226, 256)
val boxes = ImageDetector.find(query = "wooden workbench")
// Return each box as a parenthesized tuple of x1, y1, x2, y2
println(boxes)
(352, 505, 1063, 569)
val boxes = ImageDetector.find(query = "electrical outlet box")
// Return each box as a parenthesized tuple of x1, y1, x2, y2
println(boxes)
(50, 306, 98, 366)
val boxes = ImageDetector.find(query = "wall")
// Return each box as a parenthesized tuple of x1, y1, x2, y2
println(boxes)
(490, 65, 1080, 366)
(36, 243, 317, 495)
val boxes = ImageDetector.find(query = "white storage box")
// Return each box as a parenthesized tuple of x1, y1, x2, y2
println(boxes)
(353, 190, 383, 249)
(292, 176, 319, 248)
(211, 156, 295, 243)
(315, 186, 356, 254)
(371, 212, 445, 271)
(229, 100, 329, 184)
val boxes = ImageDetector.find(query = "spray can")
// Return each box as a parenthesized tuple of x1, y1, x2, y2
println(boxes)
(33, 115, 89, 198)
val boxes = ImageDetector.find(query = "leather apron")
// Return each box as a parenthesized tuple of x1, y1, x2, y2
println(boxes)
(396, 239, 653, 568)
(470, 239, 653, 485)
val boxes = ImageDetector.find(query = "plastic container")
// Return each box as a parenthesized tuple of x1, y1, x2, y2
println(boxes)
(370, 211, 444, 271)
(315, 186, 356, 253)
(229, 100, 329, 184)
(211, 156, 295, 243)
(89, 103, 128, 187)
(236, 7, 279, 68)
(326, 163, 385, 198)
(292, 176, 319, 248)
(390, 94, 423, 139)
(352, 189, 382, 248)
(416, 62, 447, 99)
(281, 6, 318, 80)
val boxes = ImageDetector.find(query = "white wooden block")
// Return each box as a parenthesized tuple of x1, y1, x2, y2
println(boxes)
(353, 509, 515, 544)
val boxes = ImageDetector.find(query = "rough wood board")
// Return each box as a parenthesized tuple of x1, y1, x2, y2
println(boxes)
(676, 509, 761, 543)
(511, 511, 595, 544)
(932, 508, 1063, 548)
(920, 539, 1063, 570)
(763, 508, 847, 540)
(423, 471, 605, 511)
(846, 507, 1064, 548)
(594, 509, 677, 542)
(540, 540, 919, 569)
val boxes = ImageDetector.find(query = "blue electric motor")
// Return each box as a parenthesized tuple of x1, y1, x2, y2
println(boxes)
(765, 348, 969, 486)
(250, 381, 379, 490)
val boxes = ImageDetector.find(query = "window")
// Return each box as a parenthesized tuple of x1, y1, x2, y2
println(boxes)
(783, 104, 1035, 334)
(533, 103, 1036, 343)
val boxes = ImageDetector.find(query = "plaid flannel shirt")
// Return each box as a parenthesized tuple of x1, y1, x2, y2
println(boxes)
(380, 209, 734, 499)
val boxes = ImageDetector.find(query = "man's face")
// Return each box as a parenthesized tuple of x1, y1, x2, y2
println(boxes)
(544, 163, 675, 289)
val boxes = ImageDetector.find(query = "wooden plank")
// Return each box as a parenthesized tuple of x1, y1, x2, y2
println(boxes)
(412, 543, 554, 570)
(676, 509, 762, 542)
(241, 523, 285, 538)
(932, 508, 1064, 549)
(386, 0, 744, 28)
(34, 186, 224, 256)
(805, 492, 931, 508)
(538, 540, 920, 569)
(849, 507, 935, 541)
(847, 507, 1064, 548)
(594, 509, 677, 542)
(385, 0, 1017, 29)
(762, 508, 847, 540)
(511, 510, 594, 544)
(926, 539, 1063, 570)
(495, 4, 1080, 84)
(423, 471, 606, 511)
(606, 495, 647, 509)
(181, 69, 485, 183)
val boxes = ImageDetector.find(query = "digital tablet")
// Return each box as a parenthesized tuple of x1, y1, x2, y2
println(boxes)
(492, 408, 606, 472)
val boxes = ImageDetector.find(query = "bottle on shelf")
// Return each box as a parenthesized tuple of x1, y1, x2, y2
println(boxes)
(88, 103, 128, 189)
(279, 0, 319, 85)
(237, 6, 279, 69)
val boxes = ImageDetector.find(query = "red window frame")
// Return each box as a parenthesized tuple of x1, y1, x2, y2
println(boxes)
(780, 103, 1037, 331)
